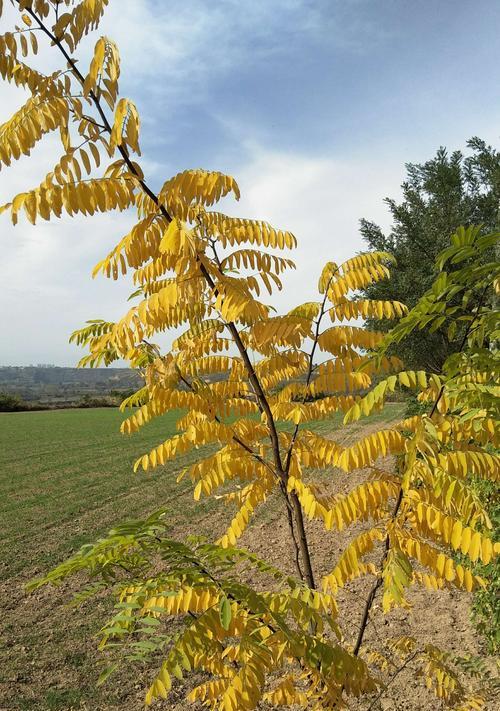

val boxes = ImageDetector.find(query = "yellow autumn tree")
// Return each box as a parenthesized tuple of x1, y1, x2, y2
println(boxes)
(1, 2, 498, 709)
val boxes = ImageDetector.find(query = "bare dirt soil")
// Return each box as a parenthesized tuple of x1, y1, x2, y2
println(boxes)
(1, 407, 497, 710)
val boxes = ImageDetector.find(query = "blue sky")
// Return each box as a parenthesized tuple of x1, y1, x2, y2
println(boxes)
(1, 0, 499, 365)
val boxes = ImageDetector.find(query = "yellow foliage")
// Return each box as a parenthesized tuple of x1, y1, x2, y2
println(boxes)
(271, 395, 356, 424)
(328, 262, 391, 301)
(93, 215, 168, 278)
(329, 298, 407, 322)
(382, 548, 413, 612)
(324, 478, 400, 530)
(250, 315, 312, 350)
(395, 531, 486, 592)
(220, 248, 295, 275)
(53, 0, 110, 52)
(291, 430, 343, 468)
(159, 169, 240, 217)
(337, 429, 406, 471)
(218, 478, 274, 547)
(263, 676, 308, 706)
(3, 4, 495, 709)
(318, 325, 384, 354)
(201, 210, 297, 249)
(408, 500, 496, 565)
(2, 176, 136, 225)
(83, 36, 120, 109)
(322, 528, 384, 593)
(436, 450, 500, 482)
(0, 92, 68, 169)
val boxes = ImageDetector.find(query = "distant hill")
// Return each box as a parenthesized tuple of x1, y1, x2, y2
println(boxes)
(0, 366, 142, 405)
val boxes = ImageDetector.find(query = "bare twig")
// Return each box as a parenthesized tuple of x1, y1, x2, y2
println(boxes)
(366, 650, 420, 710)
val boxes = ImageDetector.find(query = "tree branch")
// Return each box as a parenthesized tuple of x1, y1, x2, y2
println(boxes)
(352, 280, 491, 656)
(283, 269, 338, 475)
(23, 4, 166, 217)
(24, 0, 316, 589)
(208, 234, 316, 587)
(366, 650, 420, 711)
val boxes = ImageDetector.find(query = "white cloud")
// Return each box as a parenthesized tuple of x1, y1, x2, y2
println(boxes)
(1, 0, 496, 365)
(1, 206, 136, 365)
(96, 0, 391, 103)
(229, 145, 401, 312)
(0, 133, 401, 364)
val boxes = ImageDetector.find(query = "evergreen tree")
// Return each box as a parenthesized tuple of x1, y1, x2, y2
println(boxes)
(361, 138, 500, 371)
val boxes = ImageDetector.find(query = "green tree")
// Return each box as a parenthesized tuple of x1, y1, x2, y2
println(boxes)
(0, 391, 24, 412)
(361, 138, 500, 371)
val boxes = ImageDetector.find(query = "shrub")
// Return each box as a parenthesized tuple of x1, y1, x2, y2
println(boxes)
(0, 392, 26, 412)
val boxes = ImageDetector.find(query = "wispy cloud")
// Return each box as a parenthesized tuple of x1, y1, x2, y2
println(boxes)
(98, 0, 393, 98)
(1, 0, 499, 364)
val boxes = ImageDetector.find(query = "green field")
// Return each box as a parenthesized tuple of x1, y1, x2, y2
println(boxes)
(0, 404, 403, 710)
(0, 407, 220, 581)
(0, 407, 228, 711)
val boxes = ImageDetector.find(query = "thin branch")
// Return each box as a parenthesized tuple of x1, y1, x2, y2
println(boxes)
(79, 113, 107, 131)
(284, 269, 339, 475)
(208, 241, 315, 587)
(176, 368, 276, 478)
(352, 281, 492, 657)
(24, 0, 316, 590)
(366, 650, 420, 711)
(73, 129, 106, 153)
(177, 362, 304, 565)
(23, 4, 165, 216)
(10, 27, 45, 34)
(353, 489, 403, 657)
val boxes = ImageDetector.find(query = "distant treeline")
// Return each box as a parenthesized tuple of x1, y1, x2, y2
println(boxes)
(0, 366, 143, 409)
(0, 390, 139, 412)
(0, 366, 410, 413)
(0, 365, 141, 391)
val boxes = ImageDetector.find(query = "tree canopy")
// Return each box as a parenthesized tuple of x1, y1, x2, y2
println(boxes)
(361, 138, 500, 371)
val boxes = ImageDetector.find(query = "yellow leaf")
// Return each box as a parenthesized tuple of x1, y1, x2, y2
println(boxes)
(468, 531, 482, 563)
(460, 526, 472, 555)
(450, 520, 463, 550)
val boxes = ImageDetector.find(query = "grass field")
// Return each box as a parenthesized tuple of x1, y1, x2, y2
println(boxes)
(0, 407, 218, 582)
(0, 404, 404, 710)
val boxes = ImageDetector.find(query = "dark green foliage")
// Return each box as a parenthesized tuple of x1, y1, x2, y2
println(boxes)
(403, 394, 429, 418)
(360, 138, 500, 371)
(0, 391, 25, 411)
